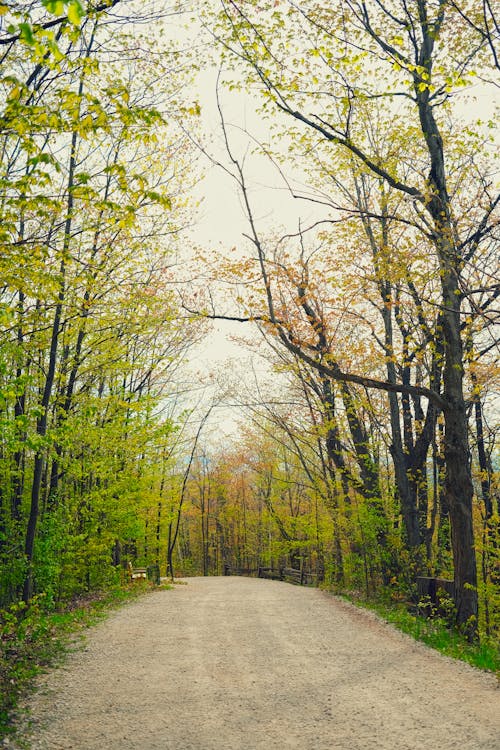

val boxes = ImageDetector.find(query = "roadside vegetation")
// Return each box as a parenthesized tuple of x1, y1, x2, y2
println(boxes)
(343, 591, 500, 676)
(0, 580, 161, 740)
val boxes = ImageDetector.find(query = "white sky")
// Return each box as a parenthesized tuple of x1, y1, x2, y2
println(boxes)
(176, 60, 315, 440)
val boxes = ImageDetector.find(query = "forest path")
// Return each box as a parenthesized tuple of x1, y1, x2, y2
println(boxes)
(10, 576, 500, 750)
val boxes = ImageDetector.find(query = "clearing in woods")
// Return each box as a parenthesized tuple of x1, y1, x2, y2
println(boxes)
(8, 577, 500, 750)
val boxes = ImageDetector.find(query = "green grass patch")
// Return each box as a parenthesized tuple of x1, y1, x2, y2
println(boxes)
(0, 580, 168, 741)
(345, 595, 500, 676)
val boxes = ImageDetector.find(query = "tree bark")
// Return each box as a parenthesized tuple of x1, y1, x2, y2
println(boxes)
(22, 94, 80, 600)
(414, 31, 478, 629)
(22, 262, 65, 603)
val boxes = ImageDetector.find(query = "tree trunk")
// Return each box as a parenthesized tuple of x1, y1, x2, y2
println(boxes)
(22, 96, 79, 599)
(471, 373, 493, 518)
(441, 296, 478, 631)
(414, 29, 478, 631)
(12, 291, 26, 522)
(22, 284, 64, 601)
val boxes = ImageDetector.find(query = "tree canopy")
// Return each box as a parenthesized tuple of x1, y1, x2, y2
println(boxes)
(0, 0, 498, 655)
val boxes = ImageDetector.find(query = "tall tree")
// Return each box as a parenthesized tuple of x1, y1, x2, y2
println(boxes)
(203, 0, 499, 631)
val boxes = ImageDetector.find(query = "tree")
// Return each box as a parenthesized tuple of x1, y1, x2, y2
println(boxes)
(0, 0, 202, 605)
(202, 0, 500, 632)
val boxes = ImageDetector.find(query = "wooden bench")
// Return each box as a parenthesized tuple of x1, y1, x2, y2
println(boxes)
(127, 562, 147, 581)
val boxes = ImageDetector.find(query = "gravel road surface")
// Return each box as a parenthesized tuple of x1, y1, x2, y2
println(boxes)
(8, 576, 500, 750)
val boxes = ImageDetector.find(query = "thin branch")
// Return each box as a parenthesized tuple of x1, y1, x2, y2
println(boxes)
(0, 0, 123, 45)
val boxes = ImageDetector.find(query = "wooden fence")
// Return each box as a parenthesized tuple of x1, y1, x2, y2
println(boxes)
(223, 564, 317, 586)
(223, 568, 455, 617)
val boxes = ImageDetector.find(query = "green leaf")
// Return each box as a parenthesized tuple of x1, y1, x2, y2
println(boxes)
(19, 23, 35, 45)
(67, 0, 84, 25)
(43, 0, 65, 15)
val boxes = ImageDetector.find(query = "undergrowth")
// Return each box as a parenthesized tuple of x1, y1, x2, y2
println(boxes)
(0, 580, 167, 741)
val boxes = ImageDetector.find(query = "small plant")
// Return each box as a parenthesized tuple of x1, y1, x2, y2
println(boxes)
(417, 593, 436, 619)
(435, 589, 457, 626)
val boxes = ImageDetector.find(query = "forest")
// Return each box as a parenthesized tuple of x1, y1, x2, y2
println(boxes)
(0, 0, 498, 699)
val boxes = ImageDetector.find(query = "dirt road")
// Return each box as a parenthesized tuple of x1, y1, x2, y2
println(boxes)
(8, 577, 500, 749)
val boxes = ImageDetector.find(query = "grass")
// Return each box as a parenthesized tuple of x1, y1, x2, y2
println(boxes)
(344, 593, 500, 676)
(0, 580, 168, 741)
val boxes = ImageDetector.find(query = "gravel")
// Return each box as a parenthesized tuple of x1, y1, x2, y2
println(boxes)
(6, 576, 500, 750)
